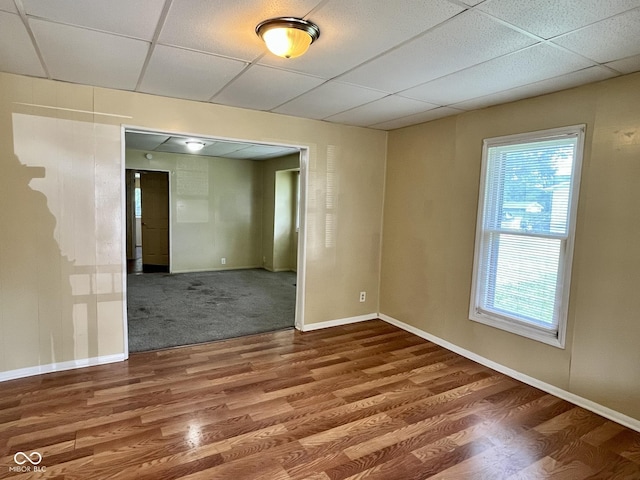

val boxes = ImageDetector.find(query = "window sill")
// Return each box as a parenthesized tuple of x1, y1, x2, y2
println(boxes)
(469, 310, 565, 349)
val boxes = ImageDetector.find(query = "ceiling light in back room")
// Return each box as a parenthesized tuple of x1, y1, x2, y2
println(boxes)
(256, 17, 320, 59)
(185, 141, 205, 151)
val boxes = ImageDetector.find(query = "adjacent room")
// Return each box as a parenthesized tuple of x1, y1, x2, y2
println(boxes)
(124, 131, 301, 351)
(1, 0, 639, 478)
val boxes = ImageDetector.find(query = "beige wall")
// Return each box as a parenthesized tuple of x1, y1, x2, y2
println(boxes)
(380, 72, 640, 421)
(0, 72, 386, 375)
(260, 154, 299, 272)
(127, 149, 300, 274)
(290, 171, 300, 272)
(0, 95, 123, 373)
(126, 149, 263, 272)
(273, 170, 295, 271)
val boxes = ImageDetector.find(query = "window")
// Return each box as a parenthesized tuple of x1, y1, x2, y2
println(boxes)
(469, 125, 585, 347)
(134, 187, 142, 217)
(134, 172, 142, 218)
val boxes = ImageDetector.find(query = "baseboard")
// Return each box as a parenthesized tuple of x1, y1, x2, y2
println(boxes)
(301, 313, 377, 332)
(171, 265, 262, 274)
(262, 266, 296, 273)
(379, 313, 640, 434)
(0, 353, 126, 382)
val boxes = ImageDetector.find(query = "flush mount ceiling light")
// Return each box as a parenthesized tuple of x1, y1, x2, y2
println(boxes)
(185, 141, 205, 151)
(256, 17, 320, 59)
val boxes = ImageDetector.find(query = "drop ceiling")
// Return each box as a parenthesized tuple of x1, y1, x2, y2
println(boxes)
(1, 0, 639, 130)
(125, 131, 300, 160)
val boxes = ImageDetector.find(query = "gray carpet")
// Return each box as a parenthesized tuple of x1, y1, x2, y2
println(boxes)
(127, 268, 296, 352)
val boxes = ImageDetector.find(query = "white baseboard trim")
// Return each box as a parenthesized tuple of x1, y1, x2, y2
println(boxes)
(379, 313, 640, 433)
(0, 353, 126, 382)
(172, 265, 262, 274)
(301, 313, 377, 332)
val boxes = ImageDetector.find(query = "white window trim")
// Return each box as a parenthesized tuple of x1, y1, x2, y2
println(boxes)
(469, 125, 585, 348)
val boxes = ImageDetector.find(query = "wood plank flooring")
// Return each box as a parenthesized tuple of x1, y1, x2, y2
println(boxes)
(1, 320, 639, 479)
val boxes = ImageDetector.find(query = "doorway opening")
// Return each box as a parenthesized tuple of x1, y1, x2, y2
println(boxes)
(126, 169, 170, 274)
(121, 127, 308, 354)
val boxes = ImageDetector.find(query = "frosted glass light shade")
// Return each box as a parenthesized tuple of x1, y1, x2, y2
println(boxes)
(263, 27, 312, 59)
(256, 17, 320, 59)
(186, 141, 204, 151)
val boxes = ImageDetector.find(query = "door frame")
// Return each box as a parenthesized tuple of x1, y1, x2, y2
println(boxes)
(128, 168, 172, 272)
(120, 125, 309, 359)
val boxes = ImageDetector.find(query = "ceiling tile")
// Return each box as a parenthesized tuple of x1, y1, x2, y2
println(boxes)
(30, 19, 148, 90)
(478, 0, 640, 39)
(371, 106, 464, 130)
(159, 0, 320, 61)
(224, 144, 291, 159)
(325, 95, 438, 127)
(452, 65, 617, 110)
(23, 0, 166, 41)
(139, 45, 247, 102)
(0, 0, 17, 13)
(258, 0, 464, 78)
(205, 142, 252, 157)
(0, 12, 46, 77)
(252, 148, 300, 160)
(273, 81, 387, 120)
(206, 141, 297, 160)
(212, 65, 324, 111)
(552, 9, 640, 63)
(125, 133, 170, 151)
(339, 10, 537, 93)
(155, 144, 202, 155)
(154, 144, 198, 155)
(402, 43, 594, 105)
(606, 54, 640, 74)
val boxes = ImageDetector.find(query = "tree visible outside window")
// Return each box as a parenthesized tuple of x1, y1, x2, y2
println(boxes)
(469, 125, 585, 347)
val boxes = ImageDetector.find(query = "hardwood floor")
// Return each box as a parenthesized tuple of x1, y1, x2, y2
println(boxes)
(1, 320, 639, 479)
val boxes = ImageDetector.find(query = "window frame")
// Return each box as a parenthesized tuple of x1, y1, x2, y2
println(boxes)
(469, 125, 586, 348)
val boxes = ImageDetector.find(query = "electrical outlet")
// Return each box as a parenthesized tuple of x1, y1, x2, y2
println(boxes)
(221, 258, 226, 265)
(359, 291, 366, 302)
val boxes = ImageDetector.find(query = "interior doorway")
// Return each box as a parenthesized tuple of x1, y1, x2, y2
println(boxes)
(122, 127, 309, 354)
(126, 169, 170, 274)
